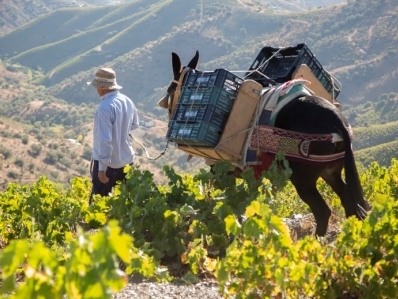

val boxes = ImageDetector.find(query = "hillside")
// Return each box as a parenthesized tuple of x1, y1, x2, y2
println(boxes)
(0, 116, 90, 189)
(0, 61, 205, 190)
(0, 0, 396, 115)
(1, 0, 398, 187)
(2, 58, 397, 190)
(346, 92, 398, 168)
(0, 0, 136, 37)
(0, 111, 205, 191)
(0, 0, 50, 36)
(0, 0, 347, 37)
(0, 114, 207, 191)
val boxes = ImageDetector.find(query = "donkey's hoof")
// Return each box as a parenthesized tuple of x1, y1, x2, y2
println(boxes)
(356, 204, 368, 220)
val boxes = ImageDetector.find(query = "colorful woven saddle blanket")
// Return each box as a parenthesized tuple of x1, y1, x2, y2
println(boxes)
(247, 127, 345, 165)
(243, 79, 346, 167)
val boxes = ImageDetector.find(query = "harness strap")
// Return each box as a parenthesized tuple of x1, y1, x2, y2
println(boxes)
(168, 67, 191, 117)
(248, 125, 345, 165)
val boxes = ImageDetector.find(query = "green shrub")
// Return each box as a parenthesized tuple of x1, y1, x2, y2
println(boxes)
(76, 166, 88, 176)
(44, 152, 58, 165)
(7, 171, 19, 180)
(0, 147, 12, 159)
(82, 146, 92, 161)
(14, 158, 24, 168)
(21, 136, 29, 144)
(0, 160, 398, 298)
(28, 163, 35, 173)
(29, 143, 42, 157)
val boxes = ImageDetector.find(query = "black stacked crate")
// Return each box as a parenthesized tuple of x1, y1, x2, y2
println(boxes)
(245, 43, 340, 98)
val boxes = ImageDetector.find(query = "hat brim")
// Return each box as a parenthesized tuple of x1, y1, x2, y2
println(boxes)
(87, 79, 122, 90)
(157, 95, 170, 109)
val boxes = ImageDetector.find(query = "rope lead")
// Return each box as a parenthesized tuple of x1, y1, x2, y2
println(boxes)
(130, 133, 169, 160)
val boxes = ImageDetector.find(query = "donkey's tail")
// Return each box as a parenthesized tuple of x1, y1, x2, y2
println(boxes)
(336, 120, 369, 220)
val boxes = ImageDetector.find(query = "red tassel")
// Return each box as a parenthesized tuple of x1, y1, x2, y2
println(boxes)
(250, 153, 275, 179)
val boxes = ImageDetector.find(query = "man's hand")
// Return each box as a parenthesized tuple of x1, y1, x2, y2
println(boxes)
(98, 171, 109, 184)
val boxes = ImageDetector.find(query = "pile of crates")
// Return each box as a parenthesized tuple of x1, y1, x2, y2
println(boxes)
(166, 43, 339, 149)
(166, 69, 243, 147)
(245, 43, 340, 99)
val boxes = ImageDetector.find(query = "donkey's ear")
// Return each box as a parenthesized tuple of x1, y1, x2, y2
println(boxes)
(187, 50, 199, 70)
(171, 52, 182, 79)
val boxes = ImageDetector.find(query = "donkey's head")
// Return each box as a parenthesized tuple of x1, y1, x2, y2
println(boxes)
(158, 51, 199, 117)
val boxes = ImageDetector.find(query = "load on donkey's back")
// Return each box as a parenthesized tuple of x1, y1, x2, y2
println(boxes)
(158, 43, 343, 173)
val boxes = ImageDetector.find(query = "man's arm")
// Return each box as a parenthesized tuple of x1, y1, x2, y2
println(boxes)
(95, 104, 113, 171)
(131, 104, 139, 131)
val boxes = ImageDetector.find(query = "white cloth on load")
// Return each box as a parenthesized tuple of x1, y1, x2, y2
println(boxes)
(202, 79, 346, 168)
(239, 79, 345, 168)
(239, 79, 312, 166)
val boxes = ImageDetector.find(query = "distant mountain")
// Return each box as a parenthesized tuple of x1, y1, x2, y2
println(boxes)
(252, 0, 345, 11)
(0, 0, 398, 188)
(345, 92, 398, 167)
(0, 0, 396, 115)
(0, 61, 204, 189)
(0, 0, 138, 36)
(0, 0, 347, 37)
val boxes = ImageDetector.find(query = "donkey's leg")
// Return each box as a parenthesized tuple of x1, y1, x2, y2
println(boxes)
(321, 164, 371, 218)
(290, 165, 331, 237)
(320, 164, 353, 215)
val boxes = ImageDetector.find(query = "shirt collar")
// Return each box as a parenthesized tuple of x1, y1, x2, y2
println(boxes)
(101, 90, 119, 100)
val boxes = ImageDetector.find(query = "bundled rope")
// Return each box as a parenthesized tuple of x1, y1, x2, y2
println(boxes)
(243, 46, 285, 81)
(323, 69, 343, 100)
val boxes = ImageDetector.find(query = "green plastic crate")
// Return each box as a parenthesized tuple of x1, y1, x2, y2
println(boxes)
(178, 86, 237, 113)
(166, 121, 222, 147)
(172, 104, 229, 131)
(182, 68, 243, 97)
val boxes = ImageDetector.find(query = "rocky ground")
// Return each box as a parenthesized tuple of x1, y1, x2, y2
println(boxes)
(113, 280, 222, 299)
(112, 213, 341, 299)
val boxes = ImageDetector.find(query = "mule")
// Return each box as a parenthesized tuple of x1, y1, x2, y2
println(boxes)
(159, 51, 371, 236)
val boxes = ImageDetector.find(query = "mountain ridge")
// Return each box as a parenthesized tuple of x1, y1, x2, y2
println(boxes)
(0, 0, 398, 188)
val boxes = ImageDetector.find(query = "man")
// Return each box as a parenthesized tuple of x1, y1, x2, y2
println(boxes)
(87, 67, 139, 198)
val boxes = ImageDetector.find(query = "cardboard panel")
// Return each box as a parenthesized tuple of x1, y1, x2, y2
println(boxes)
(292, 64, 333, 103)
(178, 79, 262, 161)
(177, 145, 237, 161)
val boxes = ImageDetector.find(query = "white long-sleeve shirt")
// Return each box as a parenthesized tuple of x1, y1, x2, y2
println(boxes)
(92, 90, 139, 171)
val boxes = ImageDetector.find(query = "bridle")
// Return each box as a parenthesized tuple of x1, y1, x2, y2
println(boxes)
(166, 67, 191, 118)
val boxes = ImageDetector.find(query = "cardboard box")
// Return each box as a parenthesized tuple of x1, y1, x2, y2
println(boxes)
(178, 79, 262, 161)
(292, 64, 335, 103)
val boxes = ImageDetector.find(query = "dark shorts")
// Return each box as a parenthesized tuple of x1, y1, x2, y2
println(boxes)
(91, 160, 131, 197)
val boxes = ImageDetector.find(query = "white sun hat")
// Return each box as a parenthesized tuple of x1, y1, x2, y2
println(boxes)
(87, 67, 122, 90)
